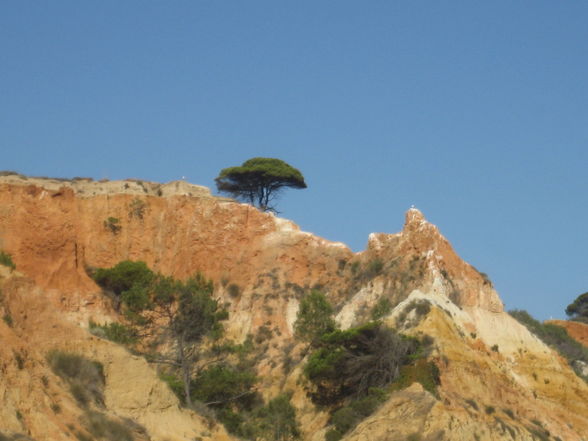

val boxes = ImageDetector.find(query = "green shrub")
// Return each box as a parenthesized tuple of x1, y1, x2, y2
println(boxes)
(325, 428, 344, 441)
(389, 358, 441, 397)
(243, 393, 300, 441)
(330, 406, 356, 435)
(47, 351, 105, 407)
(92, 260, 154, 297)
(485, 405, 495, 414)
(465, 399, 479, 411)
(509, 309, 588, 380)
(371, 297, 392, 320)
(91, 260, 156, 315)
(502, 408, 515, 419)
(190, 363, 259, 435)
(15, 353, 24, 369)
(255, 324, 273, 343)
(0, 432, 38, 441)
(3, 313, 13, 327)
(128, 198, 147, 219)
(365, 258, 384, 278)
(326, 388, 387, 439)
(89, 321, 138, 345)
(227, 283, 241, 298)
(0, 251, 15, 270)
(294, 290, 337, 347)
(304, 323, 421, 404)
(103, 217, 121, 234)
(191, 364, 258, 409)
(397, 300, 431, 324)
(159, 372, 184, 403)
(84, 411, 133, 441)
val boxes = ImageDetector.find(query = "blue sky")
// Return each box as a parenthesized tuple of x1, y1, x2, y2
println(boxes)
(2, 1, 587, 320)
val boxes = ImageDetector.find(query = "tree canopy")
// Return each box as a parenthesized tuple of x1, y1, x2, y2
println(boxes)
(215, 157, 307, 212)
(566, 292, 588, 323)
(293, 290, 337, 347)
(91, 261, 227, 406)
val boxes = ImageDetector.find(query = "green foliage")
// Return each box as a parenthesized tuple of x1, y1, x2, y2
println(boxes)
(465, 399, 479, 411)
(14, 352, 24, 369)
(191, 363, 259, 436)
(84, 411, 133, 441)
(103, 216, 121, 234)
(215, 157, 307, 212)
(0, 432, 38, 441)
(128, 198, 147, 219)
(243, 393, 300, 441)
(294, 290, 337, 347)
(502, 408, 515, 419)
(92, 260, 228, 406)
(227, 283, 241, 298)
(0, 251, 16, 270)
(191, 363, 258, 409)
(304, 323, 422, 405)
(92, 260, 154, 298)
(89, 321, 138, 345)
(47, 350, 105, 407)
(365, 258, 384, 278)
(255, 324, 273, 343)
(388, 358, 441, 397)
(159, 372, 185, 403)
(3, 313, 13, 327)
(326, 388, 387, 440)
(397, 300, 431, 324)
(509, 309, 588, 380)
(566, 292, 588, 323)
(371, 297, 392, 320)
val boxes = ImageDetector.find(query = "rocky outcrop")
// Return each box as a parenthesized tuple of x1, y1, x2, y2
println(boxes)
(0, 271, 233, 441)
(0, 175, 587, 441)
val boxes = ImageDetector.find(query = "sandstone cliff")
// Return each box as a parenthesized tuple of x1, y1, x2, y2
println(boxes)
(0, 174, 586, 441)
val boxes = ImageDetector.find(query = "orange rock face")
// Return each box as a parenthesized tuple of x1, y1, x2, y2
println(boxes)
(0, 179, 503, 336)
(0, 181, 350, 297)
(548, 319, 588, 347)
(1, 176, 586, 441)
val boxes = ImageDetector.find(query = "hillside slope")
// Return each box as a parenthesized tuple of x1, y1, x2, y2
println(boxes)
(0, 174, 586, 441)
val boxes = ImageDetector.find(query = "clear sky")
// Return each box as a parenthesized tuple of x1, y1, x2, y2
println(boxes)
(2, 1, 587, 321)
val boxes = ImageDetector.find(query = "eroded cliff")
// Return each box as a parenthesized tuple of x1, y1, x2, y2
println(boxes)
(0, 174, 586, 441)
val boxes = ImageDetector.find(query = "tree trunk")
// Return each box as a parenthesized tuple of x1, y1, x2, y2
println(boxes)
(178, 336, 192, 407)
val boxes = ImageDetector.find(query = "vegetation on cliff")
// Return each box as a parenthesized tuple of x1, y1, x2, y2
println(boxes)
(215, 157, 307, 212)
(0, 250, 15, 270)
(91, 261, 228, 406)
(90, 260, 300, 439)
(294, 291, 439, 441)
(566, 292, 588, 324)
(509, 309, 588, 381)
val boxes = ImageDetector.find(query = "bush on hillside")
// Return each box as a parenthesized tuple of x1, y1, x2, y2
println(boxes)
(0, 251, 15, 270)
(47, 351, 105, 407)
(242, 393, 300, 441)
(294, 290, 337, 347)
(304, 322, 421, 404)
(89, 321, 138, 345)
(509, 309, 588, 381)
(370, 297, 392, 320)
